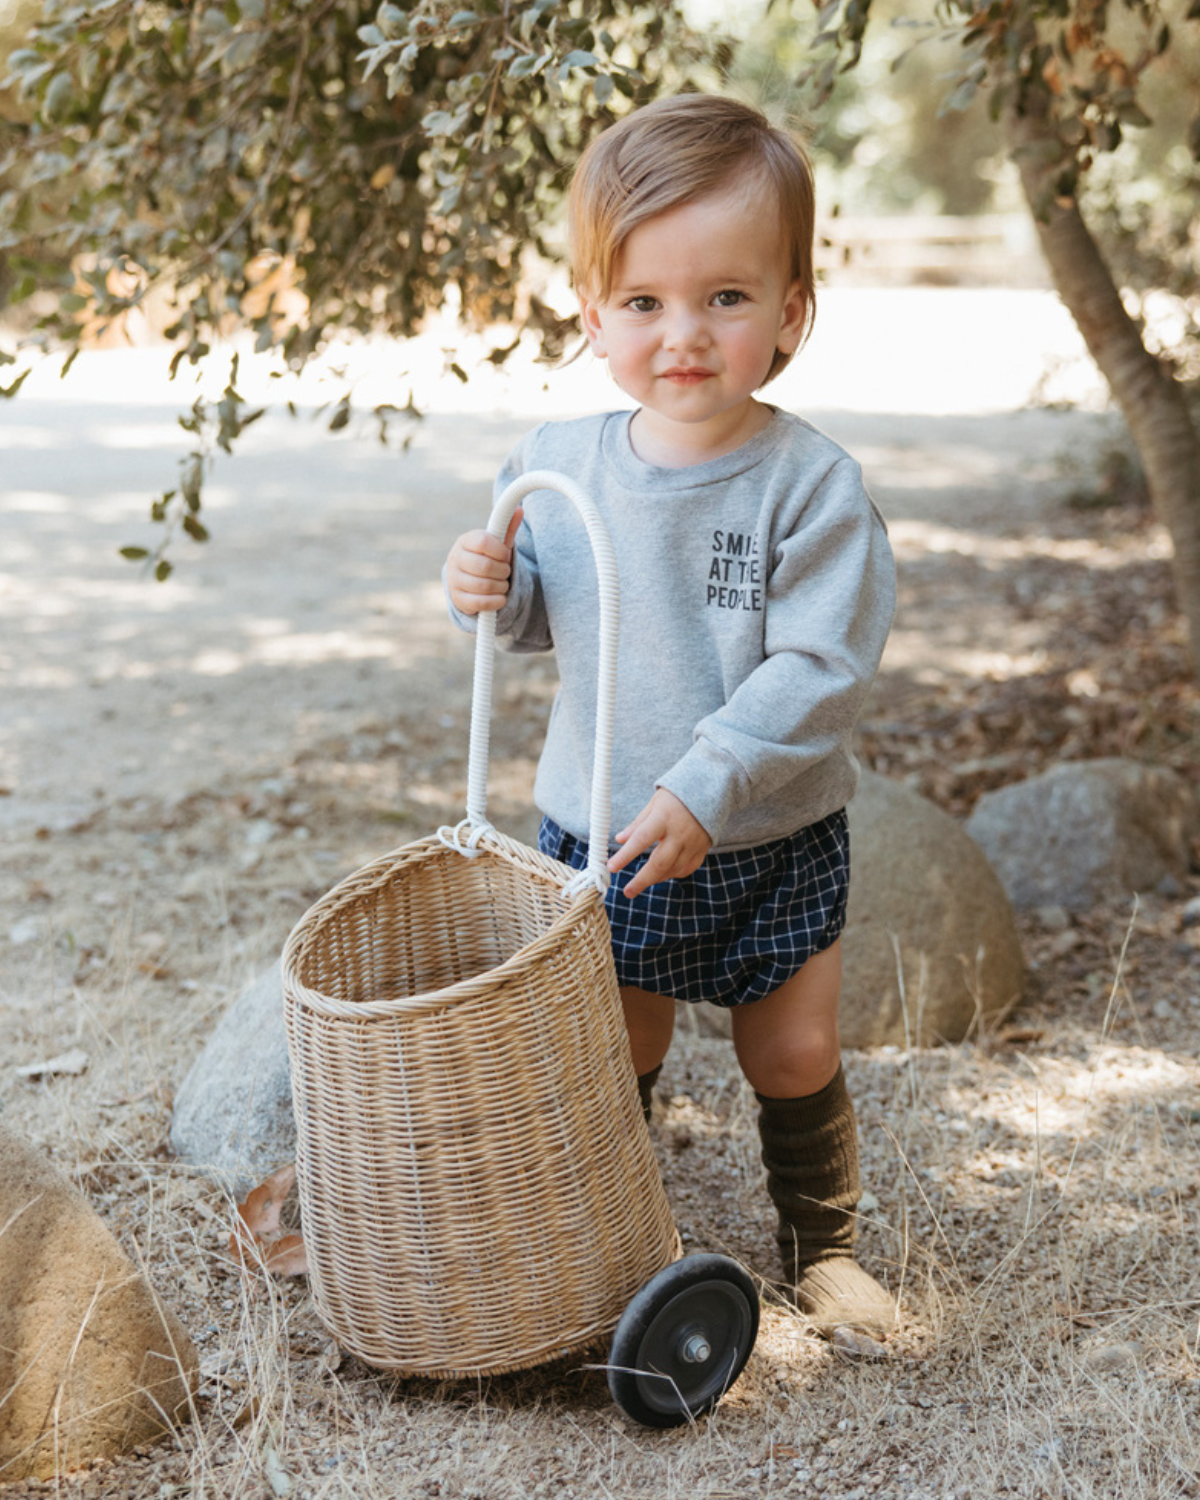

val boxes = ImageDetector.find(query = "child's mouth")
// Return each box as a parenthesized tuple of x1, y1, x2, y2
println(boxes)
(662, 368, 713, 385)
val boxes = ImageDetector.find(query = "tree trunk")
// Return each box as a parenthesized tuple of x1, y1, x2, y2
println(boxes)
(1005, 99, 1200, 672)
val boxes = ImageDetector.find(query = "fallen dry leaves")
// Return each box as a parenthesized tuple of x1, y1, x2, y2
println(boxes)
(861, 498, 1198, 823)
(229, 1163, 309, 1277)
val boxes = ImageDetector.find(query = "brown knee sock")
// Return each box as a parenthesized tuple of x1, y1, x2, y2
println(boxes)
(757, 1066, 895, 1337)
(636, 1064, 662, 1124)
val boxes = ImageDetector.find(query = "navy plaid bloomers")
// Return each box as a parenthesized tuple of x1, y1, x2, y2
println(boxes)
(538, 807, 850, 1008)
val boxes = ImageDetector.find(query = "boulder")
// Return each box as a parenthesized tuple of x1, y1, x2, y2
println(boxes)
(686, 771, 1024, 1048)
(838, 772, 1024, 1045)
(0, 1125, 198, 1481)
(170, 961, 294, 1196)
(965, 758, 1199, 911)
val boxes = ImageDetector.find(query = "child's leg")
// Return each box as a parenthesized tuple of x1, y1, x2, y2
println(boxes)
(728, 941, 842, 1098)
(731, 940, 895, 1339)
(621, 985, 675, 1120)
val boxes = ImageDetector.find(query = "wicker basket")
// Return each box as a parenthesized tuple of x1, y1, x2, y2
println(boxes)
(282, 472, 678, 1377)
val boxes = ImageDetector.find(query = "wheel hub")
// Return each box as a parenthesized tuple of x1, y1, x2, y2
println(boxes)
(679, 1331, 712, 1364)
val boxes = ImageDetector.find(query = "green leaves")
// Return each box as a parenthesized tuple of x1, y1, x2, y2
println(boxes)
(119, 355, 263, 576)
(507, 52, 548, 79)
(40, 72, 73, 122)
(0, 368, 31, 399)
(3, 47, 55, 94)
(938, 59, 986, 116)
(377, 3, 407, 37)
(6, 0, 700, 366)
(3, 0, 707, 577)
(422, 107, 469, 136)
(180, 454, 203, 508)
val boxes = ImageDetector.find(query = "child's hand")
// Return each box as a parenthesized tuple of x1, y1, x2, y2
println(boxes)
(445, 508, 524, 615)
(608, 788, 711, 900)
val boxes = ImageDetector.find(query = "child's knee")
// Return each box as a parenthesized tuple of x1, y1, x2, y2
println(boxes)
(736, 1025, 840, 1100)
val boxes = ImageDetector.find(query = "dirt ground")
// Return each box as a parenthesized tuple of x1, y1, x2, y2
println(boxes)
(2, 297, 1200, 1498)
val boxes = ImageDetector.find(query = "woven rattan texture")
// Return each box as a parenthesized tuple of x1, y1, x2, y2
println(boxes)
(283, 832, 679, 1376)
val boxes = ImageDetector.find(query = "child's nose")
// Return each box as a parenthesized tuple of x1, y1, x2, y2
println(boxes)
(661, 307, 709, 351)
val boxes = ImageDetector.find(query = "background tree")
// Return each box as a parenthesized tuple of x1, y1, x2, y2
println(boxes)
(0, 0, 706, 573)
(736, 1, 1013, 215)
(785, 0, 1200, 669)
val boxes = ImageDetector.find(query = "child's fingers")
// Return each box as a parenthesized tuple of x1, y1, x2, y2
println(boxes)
(446, 575, 508, 613)
(454, 555, 511, 587)
(479, 508, 524, 558)
(607, 792, 710, 896)
(611, 826, 677, 899)
(446, 521, 524, 613)
(622, 839, 696, 900)
(608, 815, 656, 874)
(620, 857, 661, 901)
(450, 586, 508, 613)
(446, 559, 509, 601)
(465, 533, 516, 570)
(502, 507, 524, 550)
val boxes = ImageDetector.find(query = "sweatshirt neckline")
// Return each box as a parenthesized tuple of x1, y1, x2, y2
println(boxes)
(602, 407, 784, 490)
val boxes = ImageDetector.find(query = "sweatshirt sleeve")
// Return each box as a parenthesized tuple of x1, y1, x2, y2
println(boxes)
(442, 429, 554, 654)
(656, 458, 895, 843)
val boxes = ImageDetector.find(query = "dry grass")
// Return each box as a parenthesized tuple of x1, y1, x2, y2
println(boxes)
(3, 869, 1199, 1499)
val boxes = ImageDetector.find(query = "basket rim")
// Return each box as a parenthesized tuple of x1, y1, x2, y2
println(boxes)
(281, 829, 608, 1021)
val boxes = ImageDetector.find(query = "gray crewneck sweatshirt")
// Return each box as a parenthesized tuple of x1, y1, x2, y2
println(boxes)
(447, 408, 895, 853)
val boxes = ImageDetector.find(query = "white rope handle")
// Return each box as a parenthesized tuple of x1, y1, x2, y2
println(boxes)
(440, 470, 620, 895)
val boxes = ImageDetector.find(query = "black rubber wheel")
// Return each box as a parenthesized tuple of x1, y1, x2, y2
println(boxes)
(607, 1254, 760, 1428)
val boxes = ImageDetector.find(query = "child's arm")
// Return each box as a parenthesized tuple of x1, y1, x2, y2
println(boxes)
(445, 509, 524, 615)
(607, 788, 711, 900)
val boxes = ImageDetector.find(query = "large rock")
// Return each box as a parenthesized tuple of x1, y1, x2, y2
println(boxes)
(841, 773, 1024, 1044)
(687, 771, 1024, 1048)
(0, 1125, 198, 1481)
(965, 758, 1199, 911)
(170, 961, 294, 1195)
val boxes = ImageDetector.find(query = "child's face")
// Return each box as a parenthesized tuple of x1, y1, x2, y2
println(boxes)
(577, 181, 807, 460)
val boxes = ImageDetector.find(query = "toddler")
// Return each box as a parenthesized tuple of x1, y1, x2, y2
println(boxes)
(444, 93, 897, 1341)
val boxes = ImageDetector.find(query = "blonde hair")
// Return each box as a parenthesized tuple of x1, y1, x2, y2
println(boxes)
(568, 93, 817, 382)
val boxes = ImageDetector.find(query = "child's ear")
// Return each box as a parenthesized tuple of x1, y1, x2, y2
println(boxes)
(776, 279, 808, 355)
(578, 293, 608, 358)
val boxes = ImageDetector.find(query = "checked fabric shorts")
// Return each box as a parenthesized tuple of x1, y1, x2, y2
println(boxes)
(538, 807, 849, 1008)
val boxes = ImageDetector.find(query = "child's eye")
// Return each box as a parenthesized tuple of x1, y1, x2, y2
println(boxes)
(713, 289, 746, 308)
(626, 295, 659, 313)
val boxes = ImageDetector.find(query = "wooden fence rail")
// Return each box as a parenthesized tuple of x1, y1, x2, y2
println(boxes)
(815, 213, 1049, 288)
